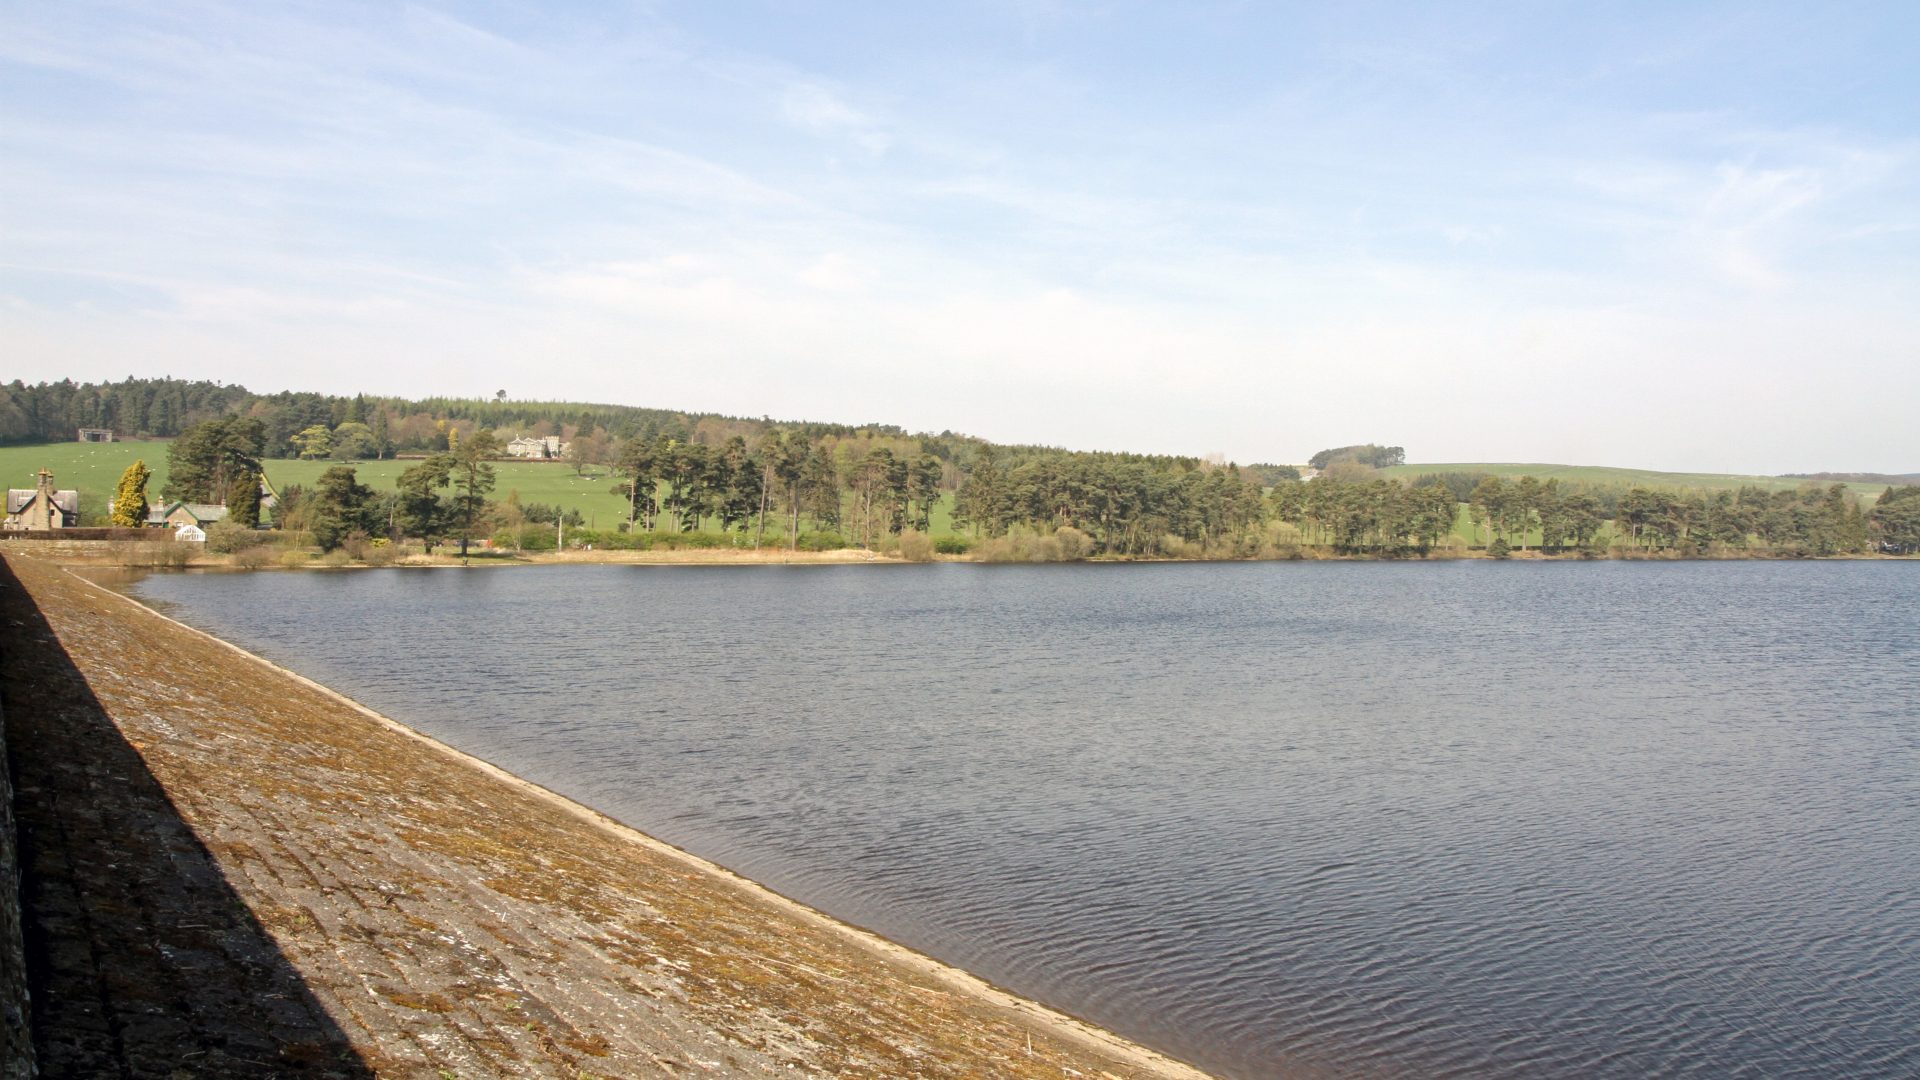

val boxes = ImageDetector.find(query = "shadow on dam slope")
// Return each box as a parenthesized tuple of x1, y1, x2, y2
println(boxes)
(0, 557, 372, 1078)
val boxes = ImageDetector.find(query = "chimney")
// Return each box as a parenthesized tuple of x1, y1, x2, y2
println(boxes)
(36, 468, 55, 529)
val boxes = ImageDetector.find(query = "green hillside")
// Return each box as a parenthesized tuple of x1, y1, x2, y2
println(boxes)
(1, 439, 964, 534)
(0, 440, 173, 521)
(265, 458, 641, 529)
(1382, 462, 1893, 499)
(0, 441, 649, 528)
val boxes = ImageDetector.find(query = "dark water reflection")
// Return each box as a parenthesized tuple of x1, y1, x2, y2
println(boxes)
(133, 561, 1920, 1079)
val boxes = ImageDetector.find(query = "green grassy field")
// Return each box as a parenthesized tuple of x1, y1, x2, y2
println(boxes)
(0, 439, 174, 522)
(1433, 501, 1626, 548)
(0, 440, 967, 534)
(0, 441, 638, 525)
(270, 459, 646, 530)
(1382, 462, 1893, 499)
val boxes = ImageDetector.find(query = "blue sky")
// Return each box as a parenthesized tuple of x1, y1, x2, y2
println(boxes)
(3, 1, 1916, 471)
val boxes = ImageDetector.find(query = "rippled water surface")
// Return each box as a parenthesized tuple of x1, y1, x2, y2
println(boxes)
(132, 561, 1920, 1078)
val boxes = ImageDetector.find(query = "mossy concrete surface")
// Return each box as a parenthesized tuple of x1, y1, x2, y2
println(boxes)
(0, 551, 1212, 1079)
(0, 616, 29, 1077)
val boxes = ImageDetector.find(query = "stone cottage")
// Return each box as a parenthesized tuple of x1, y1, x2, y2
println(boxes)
(5, 469, 81, 530)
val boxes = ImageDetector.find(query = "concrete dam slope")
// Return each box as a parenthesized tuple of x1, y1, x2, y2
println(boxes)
(0, 550, 1213, 1079)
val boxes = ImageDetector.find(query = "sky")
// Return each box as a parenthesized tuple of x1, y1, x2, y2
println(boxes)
(2, 2, 1917, 472)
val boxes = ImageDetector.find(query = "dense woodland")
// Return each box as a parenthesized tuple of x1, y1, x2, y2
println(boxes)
(0, 375, 888, 459)
(13, 377, 1918, 559)
(1442, 475, 1900, 557)
(1308, 444, 1406, 470)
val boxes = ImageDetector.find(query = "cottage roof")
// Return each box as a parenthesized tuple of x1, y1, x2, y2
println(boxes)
(146, 501, 229, 524)
(7, 489, 79, 514)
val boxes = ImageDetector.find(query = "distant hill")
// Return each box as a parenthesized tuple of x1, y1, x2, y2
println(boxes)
(1382, 463, 1897, 499)
(1780, 472, 1920, 485)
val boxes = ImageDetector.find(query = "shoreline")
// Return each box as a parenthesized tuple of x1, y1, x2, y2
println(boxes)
(297, 544, 1920, 566)
(6, 535, 1912, 571)
(1, 549, 1215, 1078)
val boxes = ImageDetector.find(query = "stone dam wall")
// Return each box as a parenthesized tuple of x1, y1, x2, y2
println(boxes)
(0, 550, 1209, 1079)
(0, 685, 32, 1077)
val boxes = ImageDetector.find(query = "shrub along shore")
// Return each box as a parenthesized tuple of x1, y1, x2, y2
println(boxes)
(10, 532, 1911, 573)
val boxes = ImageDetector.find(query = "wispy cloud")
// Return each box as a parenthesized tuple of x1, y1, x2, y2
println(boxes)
(2, 1, 1918, 470)
(780, 83, 892, 154)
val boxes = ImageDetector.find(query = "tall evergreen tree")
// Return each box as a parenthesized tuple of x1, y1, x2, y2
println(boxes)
(110, 459, 151, 527)
(447, 428, 500, 557)
(228, 471, 262, 528)
(310, 466, 373, 551)
(164, 416, 265, 505)
(395, 457, 453, 547)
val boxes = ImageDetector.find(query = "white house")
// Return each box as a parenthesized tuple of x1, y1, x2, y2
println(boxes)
(504, 435, 569, 459)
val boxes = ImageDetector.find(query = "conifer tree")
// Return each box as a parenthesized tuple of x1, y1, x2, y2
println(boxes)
(228, 471, 262, 528)
(310, 466, 372, 551)
(111, 459, 150, 527)
(447, 428, 499, 557)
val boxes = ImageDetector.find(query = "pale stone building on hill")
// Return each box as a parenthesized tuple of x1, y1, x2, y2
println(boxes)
(505, 435, 569, 459)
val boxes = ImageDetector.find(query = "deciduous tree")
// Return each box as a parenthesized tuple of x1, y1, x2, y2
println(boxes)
(290, 424, 334, 459)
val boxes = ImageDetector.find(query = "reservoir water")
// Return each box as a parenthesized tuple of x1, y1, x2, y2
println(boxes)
(131, 561, 1920, 1078)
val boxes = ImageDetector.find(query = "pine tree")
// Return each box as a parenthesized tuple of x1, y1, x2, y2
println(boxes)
(228, 471, 262, 529)
(310, 466, 372, 551)
(111, 459, 151, 527)
(447, 428, 499, 557)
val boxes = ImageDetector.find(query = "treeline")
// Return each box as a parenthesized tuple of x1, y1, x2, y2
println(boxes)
(1, 378, 254, 441)
(1614, 485, 1867, 555)
(152, 410, 1919, 560)
(950, 447, 1270, 555)
(943, 464, 1919, 559)
(152, 412, 1254, 558)
(605, 431, 945, 549)
(14, 377, 1458, 558)
(1409, 470, 1631, 515)
(1269, 479, 1460, 552)
(1309, 443, 1405, 470)
(1444, 475, 1917, 557)
(55, 378, 1920, 561)
(1243, 462, 1304, 486)
(0, 376, 910, 460)
(1783, 471, 1920, 485)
